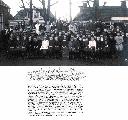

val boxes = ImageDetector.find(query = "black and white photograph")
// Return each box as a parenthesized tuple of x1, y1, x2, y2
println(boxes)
(0, 1, 128, 120)
(1, 0, 128, 66)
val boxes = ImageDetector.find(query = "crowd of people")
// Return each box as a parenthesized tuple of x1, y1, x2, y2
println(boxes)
(0, 20, 127, 61)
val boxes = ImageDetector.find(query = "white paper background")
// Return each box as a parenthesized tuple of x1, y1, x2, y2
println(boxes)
(0, 67, 128, 120)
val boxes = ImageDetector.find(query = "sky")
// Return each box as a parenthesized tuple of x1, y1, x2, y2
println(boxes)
(3, 0, 127, 20)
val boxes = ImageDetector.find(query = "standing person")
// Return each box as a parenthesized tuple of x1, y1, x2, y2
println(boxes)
(68, 36, 75, 60)
(86, 34, 91, 60)
(62, 35, 68, 48)
(99, 35, 105, 59)
(74, 36, 80, 59)
(62, 35, 68, 58)
(95, 36, 101, 60)
(58, 32, 63, 59)
(114, 32, 124, 62)
(39, 23, 46, 35)
(69, 23, 77, 34)
(5, 30, 10, 53)
(30, 36, 36, 57)
(78, 35, 83, 59)
(32, 36, 39, 57)
(88, 36, 97, 61)
(35, 21, 40, 35)
(18, 32, 24, 48)
(40, 36, 49, 58)
(115, 33, 124, 51)
(54, 36, 61, 59)
(36, 35, 42, 57)
(108, 34, 116, 58)
(123, 32, 128, 61)
(102, 28, 109, 37)
(56, 20, 63, 31)
(82, 35, 89, 60)
(103, 35, 109, 59)
(1, 30, 8, 52)
(67, 31, 71, 42)
(26, 36, 34, 58)
(51, 21, 57, 31)
(0, 31, 3, 52)
(46, 21, 51, 34)
(58, 32, 63, 41)
(95, 28, 101, 37)
(48, 36, 55, 59)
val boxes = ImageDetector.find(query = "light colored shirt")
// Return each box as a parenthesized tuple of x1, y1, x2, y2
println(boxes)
(69, 24, 77, 34)
(89, 40, 96, 50)
(115, 36, 123, 45)
(35, 23, 40, 35)
(40, 40, 49, 50)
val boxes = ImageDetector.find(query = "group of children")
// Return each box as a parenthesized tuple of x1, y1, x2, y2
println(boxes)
(1, 20, 126, 61)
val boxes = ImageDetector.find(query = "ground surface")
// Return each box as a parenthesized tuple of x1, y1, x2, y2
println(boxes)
(0, 53, 128, 66)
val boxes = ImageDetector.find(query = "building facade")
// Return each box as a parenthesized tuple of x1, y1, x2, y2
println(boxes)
(0, 0, 12, 31)
(9, 8, 55, 28)
(74, 0, 128, 21)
